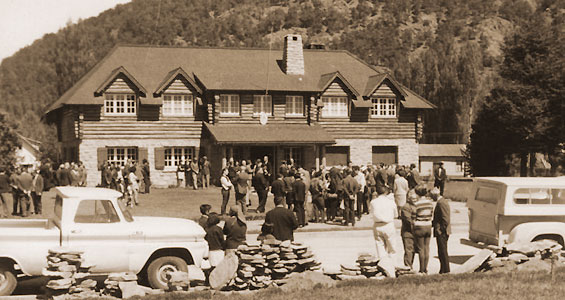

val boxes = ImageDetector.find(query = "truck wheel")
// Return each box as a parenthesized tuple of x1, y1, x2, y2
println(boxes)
(147, 256, 188, 290)
(0, 266, 17, 296)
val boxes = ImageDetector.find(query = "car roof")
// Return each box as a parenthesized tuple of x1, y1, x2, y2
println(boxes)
(55, 187, 123, 199)
(475, 177, 565, 187)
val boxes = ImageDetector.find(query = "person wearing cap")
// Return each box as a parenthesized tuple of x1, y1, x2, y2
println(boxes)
(265, 196, 299, 241)
(223, 205, 247, 254)
(434, 162, 448, 196)
(432, 187, 451, 273)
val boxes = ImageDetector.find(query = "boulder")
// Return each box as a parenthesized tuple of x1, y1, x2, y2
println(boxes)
(453, 249, 494, 274)
(376, 256, 396, 278)
(119, 281, 146, 298)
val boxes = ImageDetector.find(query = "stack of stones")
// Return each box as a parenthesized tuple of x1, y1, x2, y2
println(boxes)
(165, 271, 190, 292)
(226, 240, 322, 290)
(103, 272, 138, 297)
(356, 253, 384, 278)
(43, 248, 97, 298)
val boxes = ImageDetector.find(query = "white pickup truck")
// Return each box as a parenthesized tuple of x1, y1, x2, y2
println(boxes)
(0, 187, 208, 295)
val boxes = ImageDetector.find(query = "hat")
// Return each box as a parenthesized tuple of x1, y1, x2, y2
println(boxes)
(229, 205, 246, 224)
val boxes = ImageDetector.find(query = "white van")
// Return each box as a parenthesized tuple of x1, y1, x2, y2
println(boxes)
(468, 177, 565, 247)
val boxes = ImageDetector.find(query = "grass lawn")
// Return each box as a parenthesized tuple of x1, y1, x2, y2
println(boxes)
(138, 268, 565, 300)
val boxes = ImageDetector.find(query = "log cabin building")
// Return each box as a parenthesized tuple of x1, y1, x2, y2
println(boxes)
(45, 35, 435, 187)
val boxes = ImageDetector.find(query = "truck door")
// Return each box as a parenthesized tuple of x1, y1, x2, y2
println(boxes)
(66, 199, 130, 273)
(468, 184, 501, 245)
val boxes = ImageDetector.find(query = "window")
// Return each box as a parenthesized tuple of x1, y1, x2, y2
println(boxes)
(107, 147, 137, 166)
(513, 188, 565, 205)
(74, 200, 120, 223)
(325, 146, 349, 166)
(286, 96, 304, 116)
(163, 94, 193, 116)
(321, 96, 348, 117)
(371, 98, 396, 117)
(164, 147, 195, 167)
(372, 146, 398, 165)
(284, 147, 303, 167)
(220, 94, 240, 116)
(475, 187, 499, 204)
(104, 94, 136, 115)
(253, 95, 272, 116)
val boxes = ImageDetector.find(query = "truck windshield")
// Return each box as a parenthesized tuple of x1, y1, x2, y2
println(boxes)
(117, 199, 134, 222)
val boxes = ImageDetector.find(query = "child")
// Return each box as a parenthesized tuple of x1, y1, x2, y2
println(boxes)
(257, 222, 276, 242)
(204, 213, 225, 270)
(198, 204, 211, 228)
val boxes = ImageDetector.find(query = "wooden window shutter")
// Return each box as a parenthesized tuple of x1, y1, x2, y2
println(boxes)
(154, 147, 165, 170)
(97, 147, 106, 170)
(138, 147, 148, 163)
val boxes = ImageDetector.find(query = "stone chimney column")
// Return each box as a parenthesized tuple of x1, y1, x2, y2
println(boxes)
(283, 34, 305, 75)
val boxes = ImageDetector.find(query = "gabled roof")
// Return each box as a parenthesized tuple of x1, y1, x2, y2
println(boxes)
(45, 45, 435, 115)
(363, 74, 436, 109)
(363, 74, 407, 98)
(419, 144, 466, 157)
(94, 66, 147, 96)
(318, 71, 360, 97)
(154, 67, 203, 95)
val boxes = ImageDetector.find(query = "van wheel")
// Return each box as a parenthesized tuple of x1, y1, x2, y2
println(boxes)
(0, 266, 17, 296)
(147, 256, 188, 290)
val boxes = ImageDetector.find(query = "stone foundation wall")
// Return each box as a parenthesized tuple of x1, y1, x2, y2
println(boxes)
(334, 138, 419, 167)
(79, 138, 201, 188)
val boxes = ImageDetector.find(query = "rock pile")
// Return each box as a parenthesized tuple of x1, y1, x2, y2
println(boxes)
(43, 248, 97, 298)
(165, 271, 190, 291)
(455, 240, 564, 274)
(103, 272, 140, 297)
(224, 240, 322, 291)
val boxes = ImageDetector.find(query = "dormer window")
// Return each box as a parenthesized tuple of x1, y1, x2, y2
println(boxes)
(321, 96, 348, 117)
(104, 93, 136, 115)
(163, 94, 193, 116)
(371, 97, 396, 118)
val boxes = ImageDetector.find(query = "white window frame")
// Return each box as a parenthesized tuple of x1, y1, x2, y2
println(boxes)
(107, 147, 137, 167)
(220, 94, 240, 116)
(164, 147, 195, 169)
(321, 96, 348, 117)
(253, 95, 272, 116)
(104, 93, 136, 116)
(371, 97, 397, 118)
(162, 94, 194, 116)
(285, 95, 304, 116)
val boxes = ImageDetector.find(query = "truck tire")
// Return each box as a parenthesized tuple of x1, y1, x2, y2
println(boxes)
(147, 256, 188, 290)
(0, 266, 17, 296)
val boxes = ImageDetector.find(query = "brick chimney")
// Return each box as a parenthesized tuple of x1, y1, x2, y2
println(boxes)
(283, 34, 304, 75)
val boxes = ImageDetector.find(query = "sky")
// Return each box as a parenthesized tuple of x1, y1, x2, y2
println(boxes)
(0, 0, 132, 61)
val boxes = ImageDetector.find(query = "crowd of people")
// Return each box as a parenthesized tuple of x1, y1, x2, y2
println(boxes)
(100, 159, 151, 207)
(0, 161, 88, 218)
(176, 156, 211, 190)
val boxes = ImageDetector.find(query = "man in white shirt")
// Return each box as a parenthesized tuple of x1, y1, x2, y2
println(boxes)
(353, 166, 367, 219)
(369, 185, 398, 268)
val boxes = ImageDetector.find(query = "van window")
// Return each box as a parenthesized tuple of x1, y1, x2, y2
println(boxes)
(54, 195, 63, 220)
(475, 187, 499, 204)
(513, 188, 565, 205)
(74, 200, 120, 223)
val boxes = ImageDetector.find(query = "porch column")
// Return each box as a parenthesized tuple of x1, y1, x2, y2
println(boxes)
(221, 146, 227, 169)
(315, 145, 320, 171)
(321, 145, 326, 169)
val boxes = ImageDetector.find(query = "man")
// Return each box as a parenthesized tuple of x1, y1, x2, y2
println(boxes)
(78, 161, 87, 187)
(375, 163, 388, 190)
(342, 168, 359, 226)
(32, 169, 44, 215)
(265, 196, 299, 241)
(309, 171, 325, 223)
(236, 166, 249, 214)
(413, 185, 434, 274)
(142, 159, 151, 194)
(353, 166, 366, 219)
(0, 168, 11, 218)
(369, 186, 398, 275)
(220, 168, 233, 215)
(253, 166, 269, 213)
(270, 173, 285, 206)
(432, 187, 451, 273)
(9, 168, 21, 216)
(407, 163, 421, 190)
(434, 162, 448, 196)
(190, 158, 199, 190)
(201, 156, 210, 189)
(56, 164, 70, 186)
(16, 168, 33, 217)
(283, 169, 295, 210)
(263, 155, 272, 183)
(183, 159, 191, 188)
(293, 173, 307, 227)
(393, 170, 409, 215)
(401, 191, 418, 270)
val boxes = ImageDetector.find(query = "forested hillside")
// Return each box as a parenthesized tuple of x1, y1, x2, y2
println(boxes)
(0, 0, 563, 153)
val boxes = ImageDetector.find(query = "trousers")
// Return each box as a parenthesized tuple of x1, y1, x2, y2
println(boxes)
(436, 233, 450, 273)
(294, 200, 305, 226)
(221, 189, 230, 215)
(414, 225, 432, 273)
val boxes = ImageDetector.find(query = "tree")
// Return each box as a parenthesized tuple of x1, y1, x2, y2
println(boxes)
(0, 112, 21, 170)
(467, 14, 565, 176)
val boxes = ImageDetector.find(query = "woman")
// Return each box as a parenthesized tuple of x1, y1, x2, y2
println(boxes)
(220, 168, 233, 215)
(127, 167, 139, 207)
(223, 205, 247, 254)
(204, 213, 225, 268)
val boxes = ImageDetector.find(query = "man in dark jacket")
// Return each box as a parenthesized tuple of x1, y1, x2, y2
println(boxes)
(265, 196, 299, 241)
(432, 187, 451, 273)
(271, 173, 285, 205)
(0, 168, 11, 218)
(342, 168, 359, 226)
(293, 173, 307, 227)
(16, 168, 33, 217)
(236, 166, 249, 214)
(434, 162, 448, 196)
(283, 169, 295, 210)
(253, 166, 269, 213)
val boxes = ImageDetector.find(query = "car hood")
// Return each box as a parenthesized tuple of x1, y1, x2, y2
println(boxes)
(133, 216, 205, 241)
